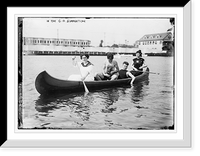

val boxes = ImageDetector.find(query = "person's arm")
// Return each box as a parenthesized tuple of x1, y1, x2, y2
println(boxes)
(110, 61, 119, 75)
(114, 61, 119, 72)
(72, 56, 77, 66)
(102, 61, 111, 77)
(139, 60, 147, 70)
(103, 61, 107, 74)
(132, 66, 138, 71)
(126, 71, 135, 86)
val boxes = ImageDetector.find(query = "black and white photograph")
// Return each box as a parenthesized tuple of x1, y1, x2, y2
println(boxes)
(2, 0, 194, 150)
(18, 17, 175, 130)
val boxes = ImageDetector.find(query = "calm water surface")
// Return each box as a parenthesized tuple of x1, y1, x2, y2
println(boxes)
(22, 55, 174, 130)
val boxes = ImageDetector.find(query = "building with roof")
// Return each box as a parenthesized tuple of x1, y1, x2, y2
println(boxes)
(24, 37, 91, 47)
(135, 32, 173, 54)
(23, 37, 92, 55)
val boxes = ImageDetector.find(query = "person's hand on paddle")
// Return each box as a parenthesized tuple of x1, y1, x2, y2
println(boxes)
(139, 64, 147, 70)
(72, 56, 77, 66)
(72, 56, 76, 60)
(81, 76, 86, 81)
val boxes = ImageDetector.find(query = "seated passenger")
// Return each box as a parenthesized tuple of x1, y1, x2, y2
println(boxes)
(95, 52, 119, 81)
(130, 50, 147, 76)
(118, 61, 135, 86)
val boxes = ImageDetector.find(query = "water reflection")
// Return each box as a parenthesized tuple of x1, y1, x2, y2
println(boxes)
(130, 79, 149, 104)
(34, 80, 149, 129)
(73, 94, 94, 121)
(35, 93, 95, 127)
(99, 88, 120, 114)
(35, 79, 149, 113)
(35, 94, 76, 113)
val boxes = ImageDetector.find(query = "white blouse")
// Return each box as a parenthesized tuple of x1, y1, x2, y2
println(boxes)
(68, 61, 94, 81)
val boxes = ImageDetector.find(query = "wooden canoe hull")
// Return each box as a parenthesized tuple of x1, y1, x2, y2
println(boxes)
(35, 68, 149, 95)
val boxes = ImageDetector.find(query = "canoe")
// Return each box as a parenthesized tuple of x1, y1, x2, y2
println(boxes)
(35, 68, 149, 95)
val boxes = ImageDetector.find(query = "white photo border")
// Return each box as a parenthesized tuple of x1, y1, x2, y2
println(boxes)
(3, 2, 191, 148)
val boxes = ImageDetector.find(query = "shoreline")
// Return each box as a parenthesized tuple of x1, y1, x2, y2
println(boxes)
(23, 51, 173, 57)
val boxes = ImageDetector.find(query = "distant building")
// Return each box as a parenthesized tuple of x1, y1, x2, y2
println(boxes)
(23, 37, 92, 55)
(135, 32, 173, 53)
(168, 18, 175, 42)
(24, 37, 91, 47)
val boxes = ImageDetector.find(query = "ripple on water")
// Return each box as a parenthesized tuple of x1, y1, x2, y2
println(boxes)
(22, 56, 174, 130)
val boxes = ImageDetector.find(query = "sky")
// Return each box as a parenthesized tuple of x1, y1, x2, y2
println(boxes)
(23, 17, 172, 46)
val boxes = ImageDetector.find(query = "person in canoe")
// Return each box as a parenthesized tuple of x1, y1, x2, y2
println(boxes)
(118, 61, 135, 86)
(130, 50, 148, 76)
(95, 52, 119, 81)
(68, 53, 94, 81)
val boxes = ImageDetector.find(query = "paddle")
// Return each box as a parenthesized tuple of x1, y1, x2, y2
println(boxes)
(137, 70, 160, 75)
(78, 66, 89, 93)
(72, 56, 89, 93)
(82, 80, 89, 93)
(145, 71, 160, 75)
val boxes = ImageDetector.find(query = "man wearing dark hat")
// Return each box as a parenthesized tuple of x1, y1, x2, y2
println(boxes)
(130, 50, 147, 76)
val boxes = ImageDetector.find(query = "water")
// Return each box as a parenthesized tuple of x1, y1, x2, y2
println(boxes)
(22, 55, 174, 130)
